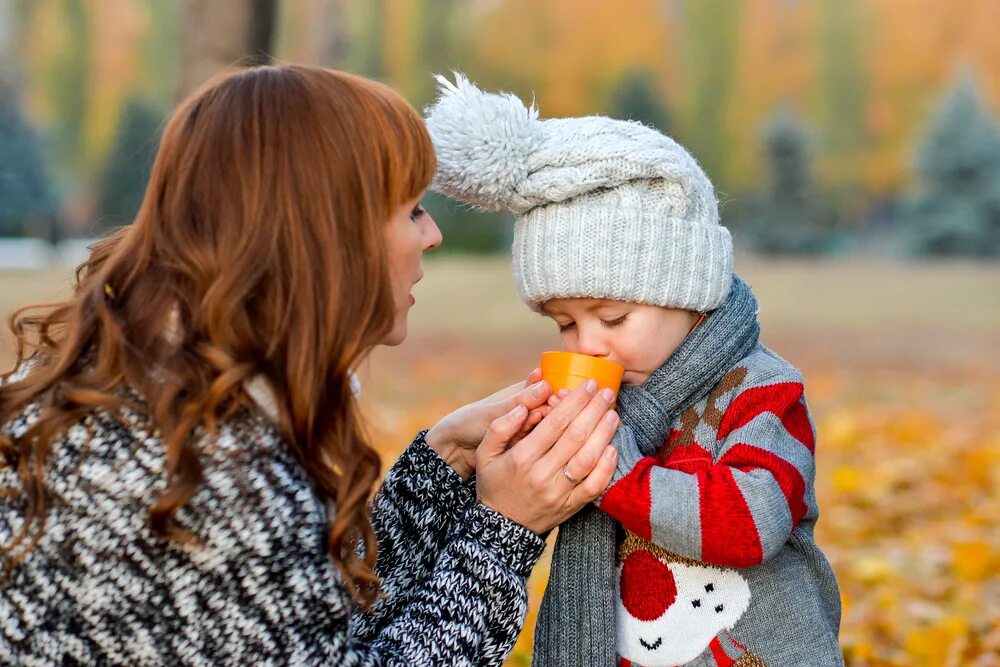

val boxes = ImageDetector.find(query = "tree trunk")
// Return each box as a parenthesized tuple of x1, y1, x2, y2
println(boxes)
(176, 0, 277, 101)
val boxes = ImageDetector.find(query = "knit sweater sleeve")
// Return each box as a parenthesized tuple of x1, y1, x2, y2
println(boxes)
(598, 380, 816, 567)
(298, 430, 547, 665)
(343, 502, 545, 666)
(352, 430, 477, 639)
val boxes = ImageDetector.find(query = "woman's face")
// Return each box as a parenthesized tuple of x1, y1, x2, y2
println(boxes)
(382, 194, 442, 346)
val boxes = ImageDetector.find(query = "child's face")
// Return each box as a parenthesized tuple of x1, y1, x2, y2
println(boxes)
(542, 298, 700, 386)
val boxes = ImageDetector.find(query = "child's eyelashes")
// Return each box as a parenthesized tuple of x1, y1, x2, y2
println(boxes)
(410, 204, 426, 222)
(556, 315, 627, 333)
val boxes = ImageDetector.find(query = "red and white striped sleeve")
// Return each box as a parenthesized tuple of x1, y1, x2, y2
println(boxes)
(598, 381, 816, 568)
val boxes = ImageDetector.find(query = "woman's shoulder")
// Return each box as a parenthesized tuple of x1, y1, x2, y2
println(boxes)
(2, 387, 329, 562)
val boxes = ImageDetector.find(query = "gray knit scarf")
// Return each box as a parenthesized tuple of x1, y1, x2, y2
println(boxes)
(531, 275, 760, 667)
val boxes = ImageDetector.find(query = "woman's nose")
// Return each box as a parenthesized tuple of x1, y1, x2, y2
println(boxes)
(424, 213, 443, 251)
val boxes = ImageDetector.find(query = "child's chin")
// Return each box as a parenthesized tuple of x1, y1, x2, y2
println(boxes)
(621, 372, 646, 386)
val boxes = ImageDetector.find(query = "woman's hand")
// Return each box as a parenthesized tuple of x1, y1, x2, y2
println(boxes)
(425, 369, 553, 479)
(476, 381, 619, 534)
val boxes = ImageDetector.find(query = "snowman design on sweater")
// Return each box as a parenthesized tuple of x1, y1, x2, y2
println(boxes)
(616, 533, 765, 667)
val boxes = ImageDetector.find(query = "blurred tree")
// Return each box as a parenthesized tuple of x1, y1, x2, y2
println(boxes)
(816, 0, 867, 206)
(471, 0, 674, 118)
(679, 0, 742, 192)
(740, 108, 835, 254)
(724, 0, 814, 194)
(95, 99, 163, 231)
(355, 0, 385, 80)
(37, 0, 90, 187)
(608, 69, 671, 134)
(422, 192, 512, 255)
(902, 71, 1000, 257)
(140, 1, 181, 105)
(0, 83, 58, 238)
(177, 0, 278, 100)
(274, 0, 349, 67)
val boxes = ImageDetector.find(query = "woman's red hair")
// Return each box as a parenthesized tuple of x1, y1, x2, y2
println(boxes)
(0, 65, 436, 606)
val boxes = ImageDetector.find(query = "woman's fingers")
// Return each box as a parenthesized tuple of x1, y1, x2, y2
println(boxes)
(478, 404, 529, 461)
(507, 406, 549, 448)
(547, 388, 570, 407)
(560, 407, 620, 485)
(510, 381, 600, 465)
(572, 443, 618, 504)
(537, 386, 616, 477)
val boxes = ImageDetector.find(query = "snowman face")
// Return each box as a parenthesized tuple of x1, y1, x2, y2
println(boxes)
(616, 550, 752, 666)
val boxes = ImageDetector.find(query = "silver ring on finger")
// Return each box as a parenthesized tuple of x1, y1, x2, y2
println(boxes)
(561, 466, 581, 485)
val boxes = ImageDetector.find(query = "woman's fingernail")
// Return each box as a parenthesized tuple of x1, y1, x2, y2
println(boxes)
(531, 380, 548, 397)
(558, 389, 570, 398)
(604, 445, 617, 462)
(585, 379, 598, 393)
(509, 404, 527, 418)
(600, 388, 614, 402)
(604, 410, 619, 424)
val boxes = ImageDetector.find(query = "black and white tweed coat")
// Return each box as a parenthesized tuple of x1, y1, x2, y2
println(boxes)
(0, 399, 545, 665)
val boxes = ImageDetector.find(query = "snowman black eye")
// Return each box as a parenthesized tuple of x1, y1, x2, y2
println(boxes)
(705, 583, 714, 592)
(715, 604, 724, 613)
(691, 599, 701, 608)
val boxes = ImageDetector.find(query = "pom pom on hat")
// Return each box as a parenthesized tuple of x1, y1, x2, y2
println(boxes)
(425, 73, 541, 212)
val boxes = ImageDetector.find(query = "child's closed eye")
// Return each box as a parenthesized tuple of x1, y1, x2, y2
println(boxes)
(601, 315, 628, 329)
(558, 321, 576, 333)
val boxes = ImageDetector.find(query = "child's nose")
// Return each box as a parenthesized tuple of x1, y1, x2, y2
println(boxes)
(576, 330, 609, 358)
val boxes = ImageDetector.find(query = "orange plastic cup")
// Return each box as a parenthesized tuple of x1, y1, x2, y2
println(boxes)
(540, 351, 624, 395)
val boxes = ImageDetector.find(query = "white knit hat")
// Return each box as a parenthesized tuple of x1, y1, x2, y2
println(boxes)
(425, 73, 733, 312)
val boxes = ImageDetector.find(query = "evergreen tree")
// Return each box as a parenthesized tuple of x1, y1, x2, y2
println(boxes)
(421, 191, 512, 255)
(743, 108, 834, 254)
(608, 70, 671, 134)
(96, 99, 163, 228)
(902, 70, 1000, 257)
(0, 83, 58, 237)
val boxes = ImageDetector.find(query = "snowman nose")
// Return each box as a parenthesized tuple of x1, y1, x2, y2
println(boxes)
(620, 550, 676, 621)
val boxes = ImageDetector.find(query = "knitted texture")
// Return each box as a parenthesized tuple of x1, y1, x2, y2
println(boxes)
(600, 346, 844, 667)
(0, 402, 545, 665)
(425, 73, 733, 312)
(532, 276, 760, 667)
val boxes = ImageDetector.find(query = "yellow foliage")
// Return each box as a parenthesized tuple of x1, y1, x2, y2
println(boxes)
(951, 541, 995, 583)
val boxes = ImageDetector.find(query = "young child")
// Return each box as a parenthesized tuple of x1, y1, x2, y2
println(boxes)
(426, 75, 843, 667)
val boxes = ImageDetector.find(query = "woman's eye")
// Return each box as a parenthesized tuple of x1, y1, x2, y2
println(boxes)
(558, 322, 576, 333)
(410, 205, 426, 222)
(601, 315, 627, 329)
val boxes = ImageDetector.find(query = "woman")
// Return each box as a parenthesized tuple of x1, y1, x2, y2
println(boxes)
(0, 65, 619, 665)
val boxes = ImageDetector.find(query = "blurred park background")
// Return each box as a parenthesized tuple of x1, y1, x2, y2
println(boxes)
(0, 1, 998, 665)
